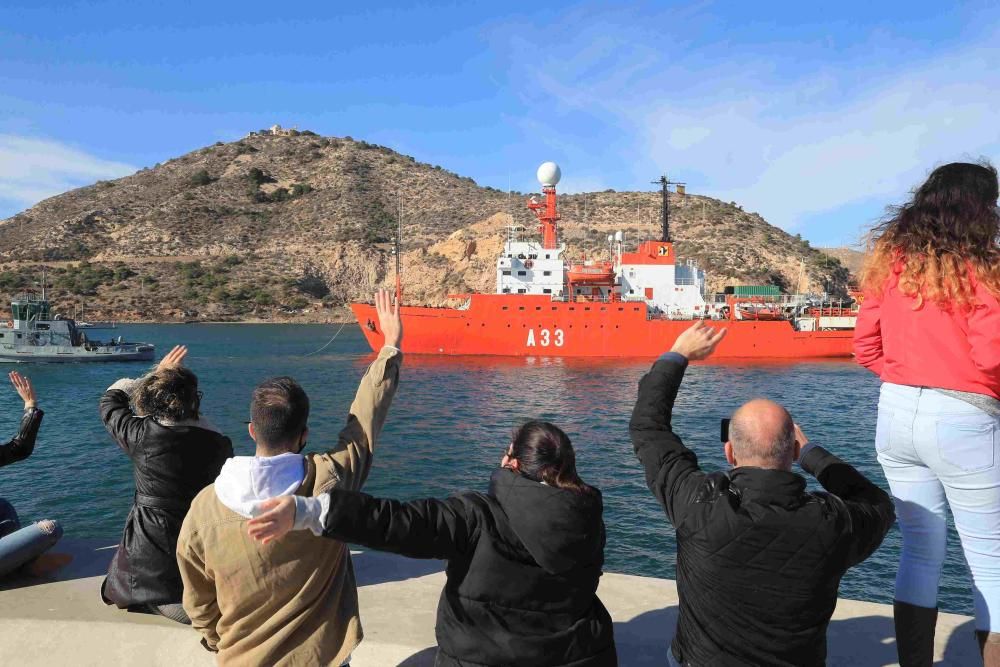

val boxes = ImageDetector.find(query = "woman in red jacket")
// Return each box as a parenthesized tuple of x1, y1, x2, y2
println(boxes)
(854, 162, 1000, 666)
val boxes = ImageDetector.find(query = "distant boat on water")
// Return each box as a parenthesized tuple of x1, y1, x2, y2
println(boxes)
(0, 290, 154, 363)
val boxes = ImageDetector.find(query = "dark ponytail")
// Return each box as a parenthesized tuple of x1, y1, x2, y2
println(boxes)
(509, 421, 597, 496)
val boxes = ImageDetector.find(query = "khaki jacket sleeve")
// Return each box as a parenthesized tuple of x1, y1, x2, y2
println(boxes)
(315, 346, 402, 492)
(177, 520, 222, 652)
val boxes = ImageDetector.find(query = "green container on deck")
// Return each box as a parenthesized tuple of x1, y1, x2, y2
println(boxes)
(725, 285, 782, 296)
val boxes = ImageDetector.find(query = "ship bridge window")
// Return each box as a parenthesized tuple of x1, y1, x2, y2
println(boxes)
(517, 271, 527, 276)
(529, 254, 537, 259)
(502, 288, 511, 294)
(543, 271, 551, 276)
(543, 289, 551, 294)
(517, 289, 526, 294)
(502, 270, 511, 276)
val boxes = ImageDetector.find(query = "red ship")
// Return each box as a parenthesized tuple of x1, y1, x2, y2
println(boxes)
(351, 163, 858, 359)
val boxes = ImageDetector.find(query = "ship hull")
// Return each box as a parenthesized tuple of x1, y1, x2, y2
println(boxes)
(351, 295, 854, 359)
(0, 346, 155, 363)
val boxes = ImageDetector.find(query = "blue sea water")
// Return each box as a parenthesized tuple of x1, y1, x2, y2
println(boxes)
(0, 324, 975, 614)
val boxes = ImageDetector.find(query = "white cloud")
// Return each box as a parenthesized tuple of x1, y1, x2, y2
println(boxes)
(496, 13, 1000, 240)
(0, 135, 136, 216)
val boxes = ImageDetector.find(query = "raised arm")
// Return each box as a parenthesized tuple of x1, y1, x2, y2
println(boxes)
(177, 524, 222, 652)
(853, 289, 885, 375)
(319, 289, 402, 491)
(799, 443, 895, 567)
(247, 489, 482, 561)
(630, 321, 726, 528)
(1, 372, 43, 467)
(99, 345, 190, 455)
(99, 380, 146, 455)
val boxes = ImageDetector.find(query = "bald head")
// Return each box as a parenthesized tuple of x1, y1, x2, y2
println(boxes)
(728, 399, 797, 470)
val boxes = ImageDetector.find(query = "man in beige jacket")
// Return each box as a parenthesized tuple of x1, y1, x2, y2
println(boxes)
(176, 289, 402, 666)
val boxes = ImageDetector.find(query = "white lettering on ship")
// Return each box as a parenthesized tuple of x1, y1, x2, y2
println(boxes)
(526, 328, 564, 347)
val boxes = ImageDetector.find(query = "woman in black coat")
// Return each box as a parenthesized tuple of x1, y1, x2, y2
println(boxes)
(100, 345, 232, 623)
(250, 420, 617, 667)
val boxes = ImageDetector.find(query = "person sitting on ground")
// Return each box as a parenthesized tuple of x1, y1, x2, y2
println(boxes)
(630, 321, 895, 667)
(855, 161, 1000, 666)
(176, 289, 403, 666)
(0, 371, 65, 578)
(100, 345, 233, 624)
(247, 419, 618, 667)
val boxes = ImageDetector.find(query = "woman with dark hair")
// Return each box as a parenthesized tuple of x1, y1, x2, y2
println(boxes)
(248, 420, 616, 667)
(0, 371, 65, 578)
(855, 162, 1000, 665)
(100, 345, 233, 623)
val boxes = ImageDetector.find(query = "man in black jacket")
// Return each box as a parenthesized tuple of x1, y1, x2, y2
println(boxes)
(630, 321, 895, 666)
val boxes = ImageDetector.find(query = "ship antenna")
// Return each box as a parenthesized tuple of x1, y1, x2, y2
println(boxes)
(652, 175, 685, 243)
(395, 191, 403, 303)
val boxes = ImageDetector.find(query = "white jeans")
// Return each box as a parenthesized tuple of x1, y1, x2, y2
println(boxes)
(877, 382, 1000, 631)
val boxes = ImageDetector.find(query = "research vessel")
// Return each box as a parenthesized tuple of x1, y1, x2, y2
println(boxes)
(351, 163, 858, 359)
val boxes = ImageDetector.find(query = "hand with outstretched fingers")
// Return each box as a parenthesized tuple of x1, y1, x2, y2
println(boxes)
(156, 345, 188, 372)
(669, 320, 728, 361)
(9, 371, 37, 410)
(247, 496, 297, 545)
(375, 288, 403, 349)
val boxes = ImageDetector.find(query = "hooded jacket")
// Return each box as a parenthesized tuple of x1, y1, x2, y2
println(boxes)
(176, 346, 401, 667)
(99, 382, 233, 609)
(317, 467, 617, 667)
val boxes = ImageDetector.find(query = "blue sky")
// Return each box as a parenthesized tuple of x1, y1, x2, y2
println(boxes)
(2, 1, 998, 246)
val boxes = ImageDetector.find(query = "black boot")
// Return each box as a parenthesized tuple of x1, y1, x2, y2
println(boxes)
(894, 600, 938, 667)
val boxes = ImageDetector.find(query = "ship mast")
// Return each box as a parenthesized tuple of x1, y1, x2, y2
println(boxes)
(395, 191, 403, 302)
(527, 162, 561, 249)
(652, 175, 685, 243)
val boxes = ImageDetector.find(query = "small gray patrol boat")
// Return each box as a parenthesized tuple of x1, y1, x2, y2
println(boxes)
(0, 292, 154, 363)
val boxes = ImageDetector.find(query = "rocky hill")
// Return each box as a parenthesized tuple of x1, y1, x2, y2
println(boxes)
(0, 130, 850, 322)
(818, 247, 866, 280)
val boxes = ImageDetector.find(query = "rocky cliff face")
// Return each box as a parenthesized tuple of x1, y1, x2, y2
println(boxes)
(0, 131, 849, 322)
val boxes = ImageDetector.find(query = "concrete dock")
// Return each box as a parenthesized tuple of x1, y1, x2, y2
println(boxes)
(0, 539, 980, 665)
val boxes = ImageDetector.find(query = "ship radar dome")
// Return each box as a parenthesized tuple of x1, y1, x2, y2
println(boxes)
(536, 162, 561, 187)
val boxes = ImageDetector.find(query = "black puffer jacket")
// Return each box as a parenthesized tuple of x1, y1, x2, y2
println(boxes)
(320, 467, 617, 667)
(630, 355, 895, 666)
(99, 388, 232, 608)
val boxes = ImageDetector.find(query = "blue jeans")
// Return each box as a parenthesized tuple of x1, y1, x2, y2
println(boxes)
(0, 498, 63, 578)
(877, 382, 1000, 631)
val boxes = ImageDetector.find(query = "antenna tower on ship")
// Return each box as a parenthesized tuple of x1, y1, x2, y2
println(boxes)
(395, 191, 403, 301)
(653, 175, 685, 242)
(527, 162, 561, 249)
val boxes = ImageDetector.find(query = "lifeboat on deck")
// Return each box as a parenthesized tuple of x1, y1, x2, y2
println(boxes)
(567, 261, 615, 284)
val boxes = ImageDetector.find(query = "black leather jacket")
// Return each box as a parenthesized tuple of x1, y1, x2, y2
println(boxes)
(630, 355, 895, 666)
(1, 407, 43, 469)
(99, 388, 232, 608)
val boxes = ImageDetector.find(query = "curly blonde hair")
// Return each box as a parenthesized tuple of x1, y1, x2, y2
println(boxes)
(861, 162, 1000, 311)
